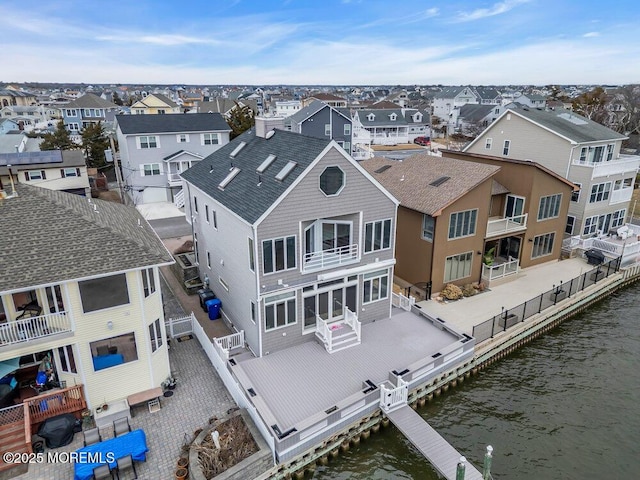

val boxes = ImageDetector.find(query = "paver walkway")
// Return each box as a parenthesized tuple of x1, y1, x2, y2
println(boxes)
(15, 275, 236, 480)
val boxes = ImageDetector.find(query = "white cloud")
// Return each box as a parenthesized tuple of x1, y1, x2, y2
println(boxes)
(583, 32, 600, 38)
(454, 0, 530, 23)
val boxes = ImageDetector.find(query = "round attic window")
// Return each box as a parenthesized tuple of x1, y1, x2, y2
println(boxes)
(319, 166, 345, 196)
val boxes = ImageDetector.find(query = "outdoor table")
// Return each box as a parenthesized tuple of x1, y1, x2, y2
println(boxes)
(73, 429, 147, 480)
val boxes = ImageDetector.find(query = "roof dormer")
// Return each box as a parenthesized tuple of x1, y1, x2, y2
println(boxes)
(367, 113, 375, 121)
(389, 113, 397, 121)
(413, 112, 422, 122)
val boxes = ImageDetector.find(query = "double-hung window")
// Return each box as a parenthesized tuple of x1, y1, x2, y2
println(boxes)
(606, 144, 615, 161)
(571, 183, 581, 202)
(57, 345, 77, 374)
(141, 268, 156, 297)
(26, 170, 46, 181)
(448, 209, 477, 239)
(422, 215, 435, 241)
(364, 219, 391, 252)
(589, 182, 611, 203)
(142, 163, 161, 176)
(583, 216, 598, 235)
(503, 140, 510, 155)
(139, 136, 158, 149)
(485, 138, 492, 149)
(148, 319, 163, 353)
(612, 209, 626, 228)
(344, 124, 351, 136)
(537, 194, 562, 220)
(363, 269, 389, 304)
(263, 236, 296, 274)
(202, 133, 219, 145)
(264, 292, 296, 331)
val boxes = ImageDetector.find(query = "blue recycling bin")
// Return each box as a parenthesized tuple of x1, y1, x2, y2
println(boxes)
(205, 298, 221, 320)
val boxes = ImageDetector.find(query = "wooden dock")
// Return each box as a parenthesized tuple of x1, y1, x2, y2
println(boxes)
(386, 405, 483, 480)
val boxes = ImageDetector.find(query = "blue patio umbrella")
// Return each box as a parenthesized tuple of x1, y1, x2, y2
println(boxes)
(0, 357, 20, 379)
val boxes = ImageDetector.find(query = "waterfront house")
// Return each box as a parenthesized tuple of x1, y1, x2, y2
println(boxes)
(302, 93, 348, 109)
(0, 150, 90, 197)
(464, 105, 640, 238)
(0, 184, 173, 453)
(115, 113, 231, 205)
(287, 101, 353, 156)
(181, 118, 398, 356)
(61, 93, 119, 134)
(362, 151, 574, 294)
(130, 93, 181, 115)
(351, 108, 430, 147)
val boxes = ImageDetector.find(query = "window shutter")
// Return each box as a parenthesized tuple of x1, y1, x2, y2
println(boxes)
(76, 168, 81, 177)
(41, 170, 46, 180)
(24, 172, 29, 181)
(61, 169, 66, 178)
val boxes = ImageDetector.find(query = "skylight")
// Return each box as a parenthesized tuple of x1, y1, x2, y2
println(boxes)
(218, 167, 241, 190)
(374, 165, 392, 173)
(429, 176, 450, 187)
(275, 161, 297, 181)
(257, 154, 277, 173)
(557, 112, 588, 125)
(229, 141, 247, 159)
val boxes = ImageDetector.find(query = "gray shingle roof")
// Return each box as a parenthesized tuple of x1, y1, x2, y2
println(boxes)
(0, 184, 173, 292)
(181, 129, 331, 224)
(288, 101, 327, 125)
(116, 113, 231, 135)
(458, 104, 495, 122)
(507, 105, 626, 143)
(361, 154, 499, 216)
(65, 93, 118, 109)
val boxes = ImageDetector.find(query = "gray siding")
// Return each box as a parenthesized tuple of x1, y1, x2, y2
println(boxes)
(295, 108, 352, 154)
(257, 146, 396, 353)
(189, 184, 261, 353)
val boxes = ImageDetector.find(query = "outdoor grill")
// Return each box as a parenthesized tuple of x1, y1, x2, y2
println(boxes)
(585, 249, 605, 265)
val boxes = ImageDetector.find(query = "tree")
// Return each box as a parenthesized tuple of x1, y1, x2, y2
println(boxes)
(81, 122, 110, 168)
(572, 87, 610, 125)
(610, 84, 640, 136)
(112, 91, 123, 106)
(227, 101, 255, 139)
(40, 120, 78, 151)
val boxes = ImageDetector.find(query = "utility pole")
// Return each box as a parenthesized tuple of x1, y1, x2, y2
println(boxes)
(109, 134, 126, 205)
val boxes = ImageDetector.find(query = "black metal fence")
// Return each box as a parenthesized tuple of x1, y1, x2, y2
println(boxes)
(472, 256, 621, 343)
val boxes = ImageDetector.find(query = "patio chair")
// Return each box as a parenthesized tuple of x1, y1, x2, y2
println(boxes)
(115, 454, 138, 479)
(83, 427, 102, 447)
(92, 464, 113, 479)
(113, 417, 131, 437)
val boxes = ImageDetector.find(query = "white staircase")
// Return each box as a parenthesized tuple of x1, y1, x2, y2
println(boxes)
(315, 308, 361, 353)
(174, 189, 185, 208)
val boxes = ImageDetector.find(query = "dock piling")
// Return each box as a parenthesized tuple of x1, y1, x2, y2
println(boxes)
(456, 457, 466, 480)
(482, 445, 493, 480)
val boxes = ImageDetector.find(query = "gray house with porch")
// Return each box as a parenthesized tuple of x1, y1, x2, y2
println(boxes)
(181, 119, 398, 357)
(116, 113, 231, 205)
(287, 101, 353, 155)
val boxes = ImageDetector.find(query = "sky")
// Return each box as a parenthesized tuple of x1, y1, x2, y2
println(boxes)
(1, 0, 639, 86)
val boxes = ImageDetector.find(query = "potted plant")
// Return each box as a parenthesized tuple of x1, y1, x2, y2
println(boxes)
(162, 376, 177, 390)
(483, 247, 496, 266)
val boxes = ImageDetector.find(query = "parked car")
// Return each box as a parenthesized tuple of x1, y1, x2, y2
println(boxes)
(413, 136, 431, 146)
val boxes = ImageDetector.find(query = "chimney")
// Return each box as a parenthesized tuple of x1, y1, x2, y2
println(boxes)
(255, 116, 286, 138)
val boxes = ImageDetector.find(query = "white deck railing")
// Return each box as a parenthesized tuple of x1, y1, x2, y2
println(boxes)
(174, 189, 185, 208)
(590, 156, 640, 179)
(609, 187, 634, 205)
(482, 259, 519, 281)
(343, 308, 361, 340)
(303, 244, 358, 272)
(213, 331, 245, 360)
(167, 172, 182, 184)
(315, 308, 361, 353)
(392, 292, 415, 311)
(315, 315, 333, 352)
(380, 378, 408, 413)
(0, 312, 71, 346)
(486, 214, 528, 237)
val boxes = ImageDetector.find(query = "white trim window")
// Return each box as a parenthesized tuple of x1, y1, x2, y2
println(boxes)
(142, 163, 161, 176)
(212, 210, 218, 229)
(141, 268, 156, 297)
(485, 138, 492, 149)
(532, 232, 555, 258)
(364, 219, 391, 252)
(606, 144, 615, 161)
(571, 183, 581, 202)
(25, 170, 46, 181)
(206, 251, 211, 269)
(250, 301, 256, 324)
(84, 108, 91, 117)
(444, 251, 473, 283)
(65, 109, 77, 117)
(363, 269, 389, 304)
(589, 182, 611, 203)
(537, 194, 562, 220)
(344, 124, 351, 136)
(612, 209, 626, 228)
(565, 216, 576, 235)
(219, 276, 229, 292)
(502, 140, 510, 155)
(61, 167, 81, 178)
(422, 214, 435, 242)
(583, 216, 598, 235)
(202, 133, 219, 145)
(205, 204, 210, 223)
(448, 209, 477, 239)
(177, 134, 190, 143)
(264, 291, 296, 331)
(248, 237, 255, 272)
(68, 123, 80, 131)
(148, 319, 163, 353)
(263, 236, 296, 274)
(579, 147, 588, 163)
(57, 345, 77, 374)
(138, 135, 159, 149)
(325, 124, 331, 136)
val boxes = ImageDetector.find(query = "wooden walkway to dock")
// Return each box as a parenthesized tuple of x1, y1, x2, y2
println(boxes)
(386, 405, 483, 480)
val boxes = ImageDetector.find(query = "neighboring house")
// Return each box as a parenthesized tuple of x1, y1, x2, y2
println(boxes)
(116, 113, 231, 205)
(0, 106, 56, 129)
(384, 90, 409, 108)
(198, 98, 258, 119)
(61, 93, 119, 133)
(464, 105, 640, 238)
(0, 132, 42, 154)
(456, 104, 503, 135)
(362, 152, 573, 294)
(302, 93, 348, 108)
(274, 100, 302, 117)
(0, 88, 37, 107)
(433, 87, 502, 124)
(0, 118, 19, 134)
(515, 93, 547, 109)
(0, 184, 173, 413)
(0, 150, 90, 196)
(181, 120, 398, 357)
(352, 108, 429, 147)
(180, 91, 203, 108)
(287, 101, 353, 155)
(130, 93, 180, 115)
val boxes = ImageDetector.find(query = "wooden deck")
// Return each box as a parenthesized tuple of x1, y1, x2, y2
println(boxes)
(386, 405, 483, 480)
